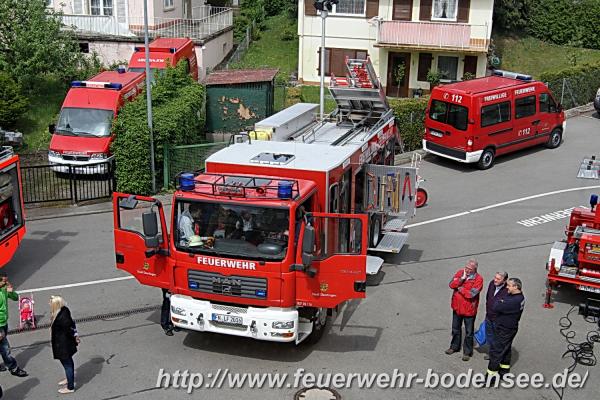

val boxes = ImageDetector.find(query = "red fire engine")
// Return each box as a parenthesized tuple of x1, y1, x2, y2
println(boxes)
(545, 156, 600, 307)
(112, 58, 419, 344)
(0, 146, 25, 268)
(127, 37, 199, 82)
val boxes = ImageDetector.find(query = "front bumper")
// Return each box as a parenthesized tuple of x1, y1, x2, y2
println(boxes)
(422, 139, 482, 163)
(48, 154, 113, 174)
(170, 294, 299, 342)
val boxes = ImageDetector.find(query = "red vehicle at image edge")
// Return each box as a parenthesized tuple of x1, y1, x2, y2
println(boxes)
(423, 70, 566, 169)
(127, 37, 198, 82)
(48, 69, 145, 173)
(112, 58, 420, 344)
(0, 147, 25, 269)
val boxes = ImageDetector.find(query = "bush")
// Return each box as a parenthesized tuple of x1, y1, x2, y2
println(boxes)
(389, 97, 429, 152)
(112, 62, 206, 194)
(539, 62, 600, 110)
(0, 72, 28, 129)
(281, 27, 296, 41)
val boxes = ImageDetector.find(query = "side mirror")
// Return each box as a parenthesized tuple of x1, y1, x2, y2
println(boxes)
(48, 124, 55, 134)
(301, 224, 315, 268)
(557, 103, 563, 113)
(142, 210, 159, 248)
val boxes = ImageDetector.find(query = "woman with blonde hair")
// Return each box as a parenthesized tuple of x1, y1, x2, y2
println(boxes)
(50, 296, 79, 394)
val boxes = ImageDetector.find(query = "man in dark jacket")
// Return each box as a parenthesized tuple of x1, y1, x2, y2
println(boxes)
(484, 271, 509, 359)
(446, 259, 484, 361)
(487, 277, 525, 378)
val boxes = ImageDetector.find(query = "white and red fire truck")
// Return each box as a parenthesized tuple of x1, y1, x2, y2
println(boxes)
(545, 156, 600, 307)
(112, 58, 419, 344)
(0, 146, 25, 269)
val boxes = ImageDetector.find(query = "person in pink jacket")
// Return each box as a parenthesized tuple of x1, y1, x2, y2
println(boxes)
(446, 259, 484, 361)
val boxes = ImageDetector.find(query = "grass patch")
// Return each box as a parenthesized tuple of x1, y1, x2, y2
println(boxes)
(298, 86, 336, 114)
(229, 14, 298, 81)
(15, 76, 67, 153)
(495, 36, 600, 78)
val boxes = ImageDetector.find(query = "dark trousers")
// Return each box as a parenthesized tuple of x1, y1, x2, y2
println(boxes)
(450, 311, 475, 356)
(485, 318, 495, 349)
(487, 325, 518, 373)
(60, 357, 75, 390)
(0, 325, 17, 371)
(161, 289, 173, 331)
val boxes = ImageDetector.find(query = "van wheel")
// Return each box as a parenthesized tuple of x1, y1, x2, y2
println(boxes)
(477, 148, 495, 170)
(304, 308, 328, 345)
(370, 214, 382, 248)
(546, 129, 562, 149)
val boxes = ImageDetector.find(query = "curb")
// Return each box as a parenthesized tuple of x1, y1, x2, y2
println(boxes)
(564, 102, 594, 119)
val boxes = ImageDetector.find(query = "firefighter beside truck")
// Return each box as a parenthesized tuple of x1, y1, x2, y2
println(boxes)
(113, 58, 420, 344)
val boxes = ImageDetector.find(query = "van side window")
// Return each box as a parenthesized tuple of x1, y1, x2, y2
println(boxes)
(539, 93, 557, 113)
(481, 102, 511, 127)
(515, 96, 536, 119)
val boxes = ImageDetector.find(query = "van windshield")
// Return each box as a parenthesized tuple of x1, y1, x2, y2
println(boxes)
(56, 108, 114, 137)
(174, 200, 291, 261)
(429, 100, 468, 131)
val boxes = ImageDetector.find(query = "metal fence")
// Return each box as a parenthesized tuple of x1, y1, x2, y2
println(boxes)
(20, 161, 116, 205)
(225, 21, 255, 68)
(163, 142, 227, 188)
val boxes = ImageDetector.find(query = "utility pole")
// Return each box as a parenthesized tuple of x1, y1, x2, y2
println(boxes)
(314, 0, 338, 120)
(143, 0, 156, 193)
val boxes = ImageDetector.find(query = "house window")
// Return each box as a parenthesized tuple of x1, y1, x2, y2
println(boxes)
(437, 56, 458, 81)
(319, 48, 368, 77)
(432, 0, 458, 21)
(164, 0, 174, 9)
(333, 0, 366, 16)
(91, 0, 113, 16)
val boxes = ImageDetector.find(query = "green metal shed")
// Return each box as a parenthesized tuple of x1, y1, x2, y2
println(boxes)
(204, 68, 279, 133)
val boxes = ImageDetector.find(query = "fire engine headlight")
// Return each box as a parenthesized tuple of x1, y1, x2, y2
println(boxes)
(272, 321, 294, 329)
(171, 306, 186, 316)
(48, 150, 61, 159)
(90, 153, 107, 160)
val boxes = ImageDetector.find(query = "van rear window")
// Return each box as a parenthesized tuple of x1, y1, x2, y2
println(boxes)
(429, 100, 468, 131)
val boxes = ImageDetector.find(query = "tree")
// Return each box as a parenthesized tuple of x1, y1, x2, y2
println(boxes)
(0, 0, 83, 89)
(394, 63, 406, 98)
(0, 72, 28, 129)
(493, 0, 533, 33)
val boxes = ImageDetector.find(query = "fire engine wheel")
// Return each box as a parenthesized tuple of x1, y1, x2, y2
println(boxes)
(477, 148, 495, 170)
(546, 129, 562, 149)
(304, 308, 328, 345)
(370, 215, 382, 248)
(415, 188, 428, 208)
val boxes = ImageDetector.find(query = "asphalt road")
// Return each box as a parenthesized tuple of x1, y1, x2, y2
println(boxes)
(2, 112, 600, 400)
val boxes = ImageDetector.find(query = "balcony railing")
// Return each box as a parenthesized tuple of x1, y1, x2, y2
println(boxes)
(60, 7, 233, 41)
(376, 20, 489, 52)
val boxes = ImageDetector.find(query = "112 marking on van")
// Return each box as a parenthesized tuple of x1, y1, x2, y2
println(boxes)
(516, 206, 586, 227)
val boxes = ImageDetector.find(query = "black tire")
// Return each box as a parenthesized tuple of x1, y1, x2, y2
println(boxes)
(369, 214, 382, 247)
(477, 148, 495, 170)
(303, 308, 328, 345)
(546, 128, 562, 149)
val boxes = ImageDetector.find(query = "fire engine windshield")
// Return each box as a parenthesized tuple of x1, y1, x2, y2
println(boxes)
(174, 200, 291, 261)
(56, 108, 114, 137)
(429, 100, 468, 131)
(0, 165, 23, 243)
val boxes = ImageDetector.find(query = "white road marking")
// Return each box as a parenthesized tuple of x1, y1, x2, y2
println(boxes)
(20, 276, 134, 294)
(22, 186, 600, 293)
(516, 206, 583, 227)
(406, 185, 600, 228)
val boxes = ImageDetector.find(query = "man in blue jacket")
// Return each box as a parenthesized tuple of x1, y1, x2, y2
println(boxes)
(487, 277, 525, 379)
(484, 271, 509, 359)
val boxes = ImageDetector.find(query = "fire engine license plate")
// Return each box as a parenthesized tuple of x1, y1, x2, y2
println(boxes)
(430, 130, 443, 138)
(212, 313, 243, 325)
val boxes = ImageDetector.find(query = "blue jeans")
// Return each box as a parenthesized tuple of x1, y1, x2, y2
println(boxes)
(485, 318, 495, 349)
(0, 325, 17, 371)
(60, 357, 75, 390)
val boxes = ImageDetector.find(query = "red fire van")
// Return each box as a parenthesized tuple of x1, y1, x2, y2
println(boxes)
(127, 37, 198, 81)
(423, 70, 566, 169)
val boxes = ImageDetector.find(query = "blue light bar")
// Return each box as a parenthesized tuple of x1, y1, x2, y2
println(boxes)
(170, 47, 177, 53)
(71, 81, 84, 87)
(134, 46, 142, 52)
(492, 69, 533, 81)
(105, 83, 123, 90)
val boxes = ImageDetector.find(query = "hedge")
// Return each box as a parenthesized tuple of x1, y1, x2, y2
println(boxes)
(389, 97, 429, 152)
(540, 62, 600, 110)
(112, 62, 205, 195)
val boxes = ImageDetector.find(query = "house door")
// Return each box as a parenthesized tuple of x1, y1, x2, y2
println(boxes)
(386, 52, 411, 98)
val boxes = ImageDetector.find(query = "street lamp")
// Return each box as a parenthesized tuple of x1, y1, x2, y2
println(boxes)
(314, 0, 338, 120)
(143, 0, 156, 193)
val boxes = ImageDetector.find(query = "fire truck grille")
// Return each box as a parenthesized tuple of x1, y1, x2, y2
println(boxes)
(426, 142, 466, 160)
(187, 270, 267, 300)
(62, 155, 90, 162)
